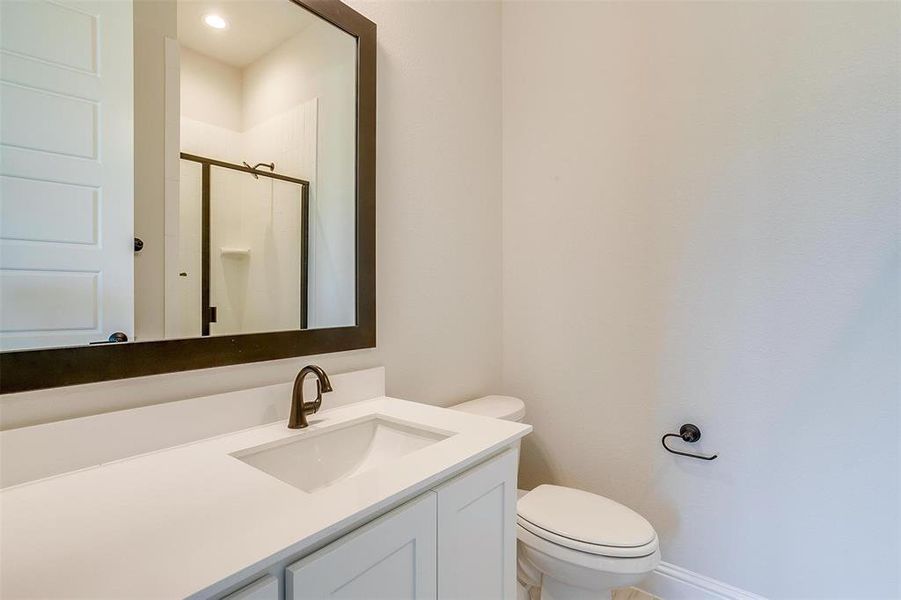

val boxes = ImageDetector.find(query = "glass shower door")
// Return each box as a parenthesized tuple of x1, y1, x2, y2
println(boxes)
(207, 164, 308, 336)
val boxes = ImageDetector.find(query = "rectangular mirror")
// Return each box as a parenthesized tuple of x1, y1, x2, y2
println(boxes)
(0, 0, 375, 391)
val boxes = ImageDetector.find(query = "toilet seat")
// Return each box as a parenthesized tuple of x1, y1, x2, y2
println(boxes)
(517, 485, 658, 558)
(518, 517, 658, 558)
(517, 523, 661, 575)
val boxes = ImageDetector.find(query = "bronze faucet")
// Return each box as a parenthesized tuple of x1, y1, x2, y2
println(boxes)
(288, 365, 333, 429)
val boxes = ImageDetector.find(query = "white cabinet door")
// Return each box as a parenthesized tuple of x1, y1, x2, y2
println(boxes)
(286, 493, 437, 600)
(223, 575, 279, 600)
(435, 448, 520, 600)
(0, 0, 135, 350)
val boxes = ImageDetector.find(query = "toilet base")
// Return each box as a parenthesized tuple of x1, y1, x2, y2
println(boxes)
(518, 566, 629, 600)
(539, 575, 613, 600)
(517, 534, 659, 600)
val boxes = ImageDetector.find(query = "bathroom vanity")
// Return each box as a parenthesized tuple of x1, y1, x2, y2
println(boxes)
(0, 394, 530, 599)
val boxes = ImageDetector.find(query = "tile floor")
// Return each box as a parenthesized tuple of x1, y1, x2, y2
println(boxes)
(612, 587, 659, 600)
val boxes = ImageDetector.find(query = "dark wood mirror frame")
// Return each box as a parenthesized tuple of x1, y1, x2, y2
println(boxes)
(0, 0, 376, 394)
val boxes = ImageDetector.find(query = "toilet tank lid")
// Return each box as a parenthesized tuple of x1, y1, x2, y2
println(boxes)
(451, 395, 525, 421)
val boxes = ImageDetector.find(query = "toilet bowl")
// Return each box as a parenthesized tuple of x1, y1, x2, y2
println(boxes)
(451, 396, 660, 599)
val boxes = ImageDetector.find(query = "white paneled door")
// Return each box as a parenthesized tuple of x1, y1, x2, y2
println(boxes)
(0, 0, 134, 350)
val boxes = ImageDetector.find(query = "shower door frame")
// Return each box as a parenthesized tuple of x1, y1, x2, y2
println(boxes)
(180, 152, 310, 335)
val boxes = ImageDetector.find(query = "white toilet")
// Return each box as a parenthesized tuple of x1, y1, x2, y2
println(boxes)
(451, 396, 661, 600)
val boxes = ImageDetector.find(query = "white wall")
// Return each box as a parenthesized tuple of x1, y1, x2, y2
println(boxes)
(0, 0, 503, 431)
(502, 2, 899, 598)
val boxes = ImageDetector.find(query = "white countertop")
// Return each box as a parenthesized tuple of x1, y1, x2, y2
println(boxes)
(0, 397, 531, 599)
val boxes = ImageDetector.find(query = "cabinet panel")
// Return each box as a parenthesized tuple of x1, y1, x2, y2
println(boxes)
(223, 575, 279, 600)
(435, 449, 519, 600)
(286, 493, 437, 599)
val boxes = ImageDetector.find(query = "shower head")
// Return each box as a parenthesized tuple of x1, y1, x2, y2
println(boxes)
(243, 161, 276, 179)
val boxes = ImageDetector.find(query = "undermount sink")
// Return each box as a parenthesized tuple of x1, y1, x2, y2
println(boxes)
(232, 416, 452, 493)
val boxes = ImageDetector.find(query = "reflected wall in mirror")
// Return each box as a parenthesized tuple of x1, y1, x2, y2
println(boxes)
(0, 0, 358, 352)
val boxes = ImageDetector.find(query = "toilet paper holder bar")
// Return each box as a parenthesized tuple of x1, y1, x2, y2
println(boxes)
(661, 424, 718, 461)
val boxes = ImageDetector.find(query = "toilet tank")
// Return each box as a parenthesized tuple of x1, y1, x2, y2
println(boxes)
(450, 395, 526, 422)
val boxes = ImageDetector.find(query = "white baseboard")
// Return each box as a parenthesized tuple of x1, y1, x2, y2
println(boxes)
(637, 562, 767, 600)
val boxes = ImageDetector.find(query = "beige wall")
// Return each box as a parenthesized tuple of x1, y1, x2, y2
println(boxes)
(179, 46, 243, 130)
(503, 1, 899, 597)
(0, 0, 503, 430)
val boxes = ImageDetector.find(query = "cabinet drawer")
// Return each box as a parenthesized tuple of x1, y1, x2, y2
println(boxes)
(286, 493, 437, 599)
(222, 575, 279, 600)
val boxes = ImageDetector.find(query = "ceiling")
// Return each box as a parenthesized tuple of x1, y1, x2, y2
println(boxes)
(177, 0, 319, 68)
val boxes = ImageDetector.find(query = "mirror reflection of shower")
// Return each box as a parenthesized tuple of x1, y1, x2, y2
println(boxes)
(175, 155, 309, 338)
(162, 0, 357, 339)
(164, 8, 319, 340)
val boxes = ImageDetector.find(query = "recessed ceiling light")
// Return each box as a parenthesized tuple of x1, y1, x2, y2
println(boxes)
(203, 13, 228, 30)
